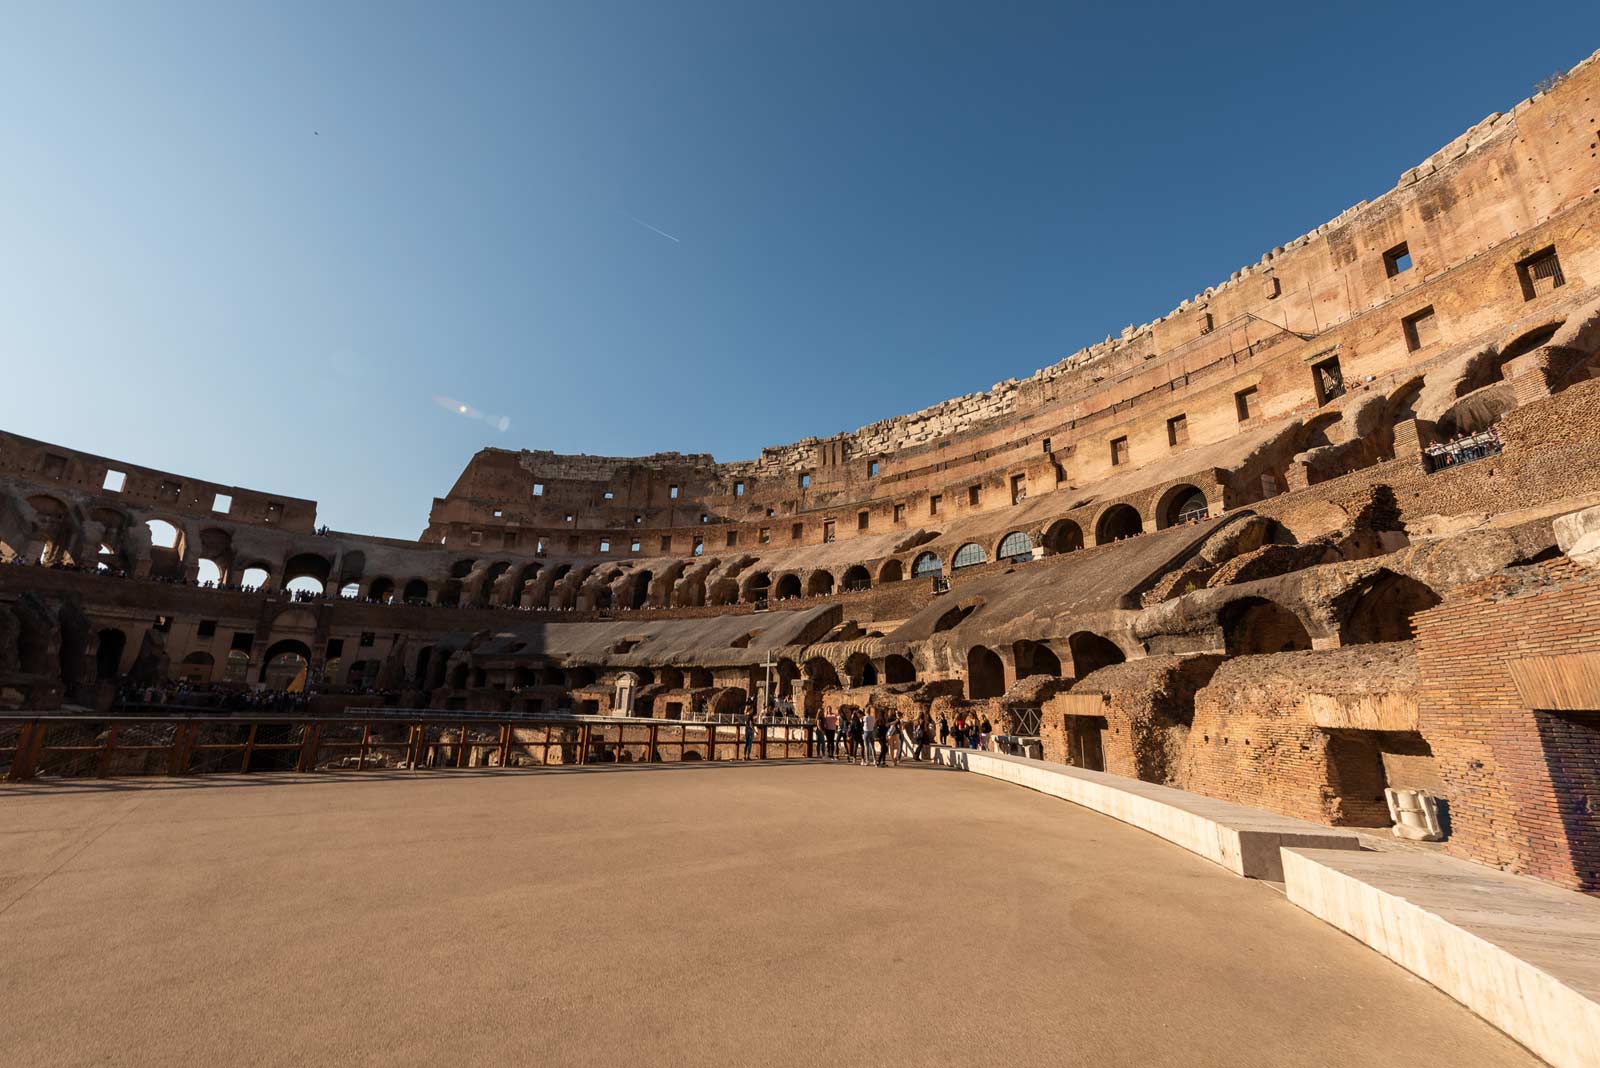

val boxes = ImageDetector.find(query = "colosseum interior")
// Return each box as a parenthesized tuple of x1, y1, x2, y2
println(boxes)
(5, 47, 1600, 914)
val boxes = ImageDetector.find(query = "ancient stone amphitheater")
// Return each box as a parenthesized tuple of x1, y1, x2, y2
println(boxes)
(5, 46, 1600, 1068)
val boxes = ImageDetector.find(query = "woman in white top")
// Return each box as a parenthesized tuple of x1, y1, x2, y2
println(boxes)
(860, 710, 877, 766)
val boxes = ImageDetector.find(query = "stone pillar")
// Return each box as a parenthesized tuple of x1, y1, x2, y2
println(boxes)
(1392, 418, 1426, 467)
(1507, 349, 1556, 405)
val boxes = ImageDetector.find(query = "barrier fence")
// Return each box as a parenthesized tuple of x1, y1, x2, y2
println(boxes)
(0, 713, 817, 781)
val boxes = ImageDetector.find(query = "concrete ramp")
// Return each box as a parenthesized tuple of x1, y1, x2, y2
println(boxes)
(932, 747, 1360, 879)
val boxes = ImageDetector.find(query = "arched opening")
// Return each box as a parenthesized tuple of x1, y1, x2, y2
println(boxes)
(878, 559, 903, 584)
(239, 566, 271, 591)
(283, 553, 332, 598)
(144, 519, 185, 579)
(774, 574, 801, 600)
(707, 578, 739, 606)
(442, 558, 477, 606)
(368, 577, 396, 603)
(179, 651, 215, 685)
(997, 531, 1034, 562)
(911, 552, 943, 578)
(196, 559, 223, 586)
(883, 654, 917, 684)
(1341, 573, 1442, 644)
(1158, 485, 1210, 529)
(843, 653, 877, 688)
(934, 603, 976, 632)
(1068, 632, 1126, 678)
(1042, 519, 1084, 555)
(259, 639, 312, 689)
(339, 582, 361, 600)
(402, 579, 430, 603)
(966, 646, 1004, 699)
(285, 575, 325, 598)
(1095, 505, 1143, 544)
(841, 565, 871, 591)
(951, 543, 987, 571)
(1013, 639, 1062, 679)
(146, 519, 180, 549)
(804, 658, 841, 691)
(741, 571, 771, 604)
(806, 570, 835, 597)
(95, 629, 126, 681)
(629, 570, 654, 609)
(476, 561, 512, 606)
(1220, 598, 1313, 655)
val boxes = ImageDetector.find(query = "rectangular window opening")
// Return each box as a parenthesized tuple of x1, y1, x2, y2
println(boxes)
(1383, 242, 1412, 277)
(1401, 307, 1438, 353)
(968, 484, 981, 506)
(669, 484, 679, 499)
(532, 483, 544, 497)
(211, 493, 232, 514)
(1313, 355, 1347, 404)
(599, 540, 610, 553)
(725, 530, 738, 547)
(1110, 436, 1130, 467)
(735, 481, 745, 496)
(1235, 386, 1257, 422)
(868, 461, 879, 478)
(791, 522, 803, 541)
(1517, 246, 1565, 300)
(102, 470, 125, 493)
(893, 503, 906, 523)
(857, 510, 869, 530)
(1167, 414, 1189, 447)
(823, 520, 836, 543)
(930, 494, 941, 516)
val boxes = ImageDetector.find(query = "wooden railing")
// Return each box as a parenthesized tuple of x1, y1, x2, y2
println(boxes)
(0, 712, 816, 781)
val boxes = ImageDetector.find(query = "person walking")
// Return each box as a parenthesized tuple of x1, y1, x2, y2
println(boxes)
(887, 715, 903, 767)
(821, 708, 839, 759)
(979, 716, 993, 751)
(938, 714, 950, 748)
(847, 711, 863, 763)
(861, 708, 877, 766)
(743, 708, 758, 760)
(874, 712, 890, 767)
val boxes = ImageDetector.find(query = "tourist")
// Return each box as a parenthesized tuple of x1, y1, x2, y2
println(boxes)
(861, 708, 877, 766)
(874, 712, 889, 767)
(847, 711, 863, 762)
(821, 708, 839, 759)
(952, 716, 967, 749)
(886, 714, 902, 767)
(743, 708, 757, 760)
(979, 716, 993, 751)
(938, 714, 949, 748)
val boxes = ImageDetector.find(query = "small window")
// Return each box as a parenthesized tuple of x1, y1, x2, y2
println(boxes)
(726, 530, 738, 547)
(564, 513, 574, 523)
(1110, 436, 1129, 466)
(492, 509, 503, 518)
(735, 481, 745, 496)
(326, 638, 345, 658)
(1041, 438, 1052, 454)
(533, 483, 544, 497)
(212, 493, 231, 514)
(197, 619, 217, 638)
(1010, 474, 1026, 504)
(599, 539, 610, 553)
(792, 522, 803, 541)
(930, 494, 941, 516)
(1167, 414, 1188, 447)
(469, 530, 483, 546)
(893, 503, 906, 523)
(759, 527, 770, 544)
(536, 539, 546, 554)
(603, 491, 614, 500)
(634, 514, 643, 525)
(265, 501, 284, 524)
(102, 469, 125, 492)
(1517, 246, 1565, 300)
(630, 539, 641, 552)
(765, 507, 775, 518)
(360, 631, 375, 648)
(660, 535, 672, 552)
(1264, 276, 1281, 299)
(1383, 242, 1412, 277)
(857, 510, 869, 530)
(868, 460, 879, 478)
(1401, 307, 1437, 352)
(1235, 386, 1257, 422)
(1313, 355, 1346, 403)
(799, 473, 811, 489)
(1200, 312, 1214, 334)
(968, 484, 981, 506)
(823, 520, 836, 543)
(669, 484, 679, 499)
(692, 537, 703, 556)
(231, 631, 255, 653)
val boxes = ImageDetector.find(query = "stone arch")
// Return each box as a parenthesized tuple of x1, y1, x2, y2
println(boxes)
(841, 565, 871, 591)
(772, 658, 799, 698)
(883, 654, 917, 684)
(259, 639, 312, 687)
(442, 558, 478, 605)
(1042, 518, 1084, 555)
(934, 602, 977, 632)
(1341, 572, 1442, 645)
(402, 578, 430, 603)
(966, 645, 1004, 699)
(805, 570, 835, 597)
(1068, 632, 1126, 678)
(179, 650, 215, 685)
(282, 552, 333, 596)
(1094, 504, 1144, 544)
(877, 558, 903, 584)
(951, 542, 987, 571)
(1012, 639, 1062, 679)
(708, 577, 739, 606)
(995, 530, 1034, 562)
(143, 517, 187, 578)
(1156, 485, 1210, 529)
(367, 576, 396, 603)
(1219, 597, 1313, 655)
(911, 551, 943, 578)
(804, 657, 841, 691)
(774, 573, 801, 600)
(843, 652, 877, 687)
(740, 570, 771, 604)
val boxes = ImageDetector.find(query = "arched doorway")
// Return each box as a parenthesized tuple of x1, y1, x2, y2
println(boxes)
(1068, 632, 1125, 678)
(1012, 639, 1062, 679)
(1341, 573, 1441, 644)
(1095, 505, 1143, 543)
(1158, 485, 1210, 528)
(911, 552, 943, 579)
(951, 543, 987, 571)
(1043, 519, 1084, 555)
(805, 570, 834, 597)
(884, 654, 916, 684)
(878, 559, 904, 584)
(259, 640, 312, 689)
(774, 574, 801, 600)
(402, 579, 430, 603)
(997, 531, 1034, 562)
(966, 646, 1004, 699)
(179, 651, 215, 685)
(1220, 598, 1313, 655)
(841, 565, 871, 591)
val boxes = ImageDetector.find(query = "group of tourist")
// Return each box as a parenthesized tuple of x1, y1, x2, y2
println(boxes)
(771, 709, 994, 766)
(1423, 427, 1503, 472)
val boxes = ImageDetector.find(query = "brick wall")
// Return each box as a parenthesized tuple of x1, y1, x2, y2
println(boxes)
(1414, 558, 1600, 891)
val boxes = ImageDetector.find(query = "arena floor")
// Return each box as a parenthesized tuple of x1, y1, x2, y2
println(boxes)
(0, 761, 1541, 1067)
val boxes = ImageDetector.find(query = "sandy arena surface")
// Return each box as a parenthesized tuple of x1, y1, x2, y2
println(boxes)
(0, 760, 1542, 1067)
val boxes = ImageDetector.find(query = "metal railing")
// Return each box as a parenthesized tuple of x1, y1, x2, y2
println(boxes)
(0, 713, 817, 781)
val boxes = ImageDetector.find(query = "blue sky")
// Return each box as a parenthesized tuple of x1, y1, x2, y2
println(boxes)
(3, 2, 1596, 538)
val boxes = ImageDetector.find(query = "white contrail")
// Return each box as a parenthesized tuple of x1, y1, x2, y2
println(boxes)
(628, 214, 681, 243)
